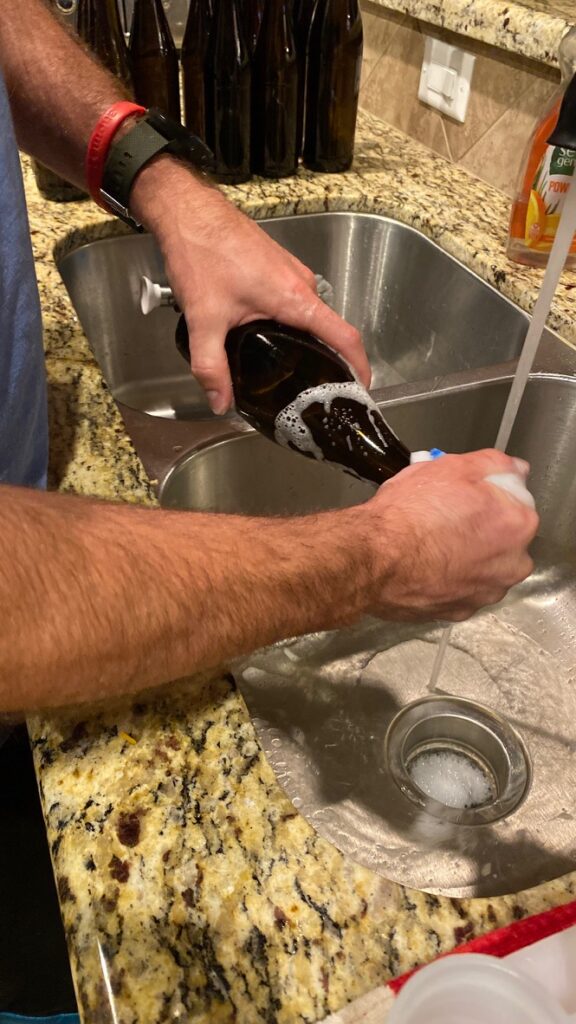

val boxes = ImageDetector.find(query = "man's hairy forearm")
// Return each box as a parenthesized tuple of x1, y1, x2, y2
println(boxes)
(0, 486, 370, 712)
(0, 0, 127, 185)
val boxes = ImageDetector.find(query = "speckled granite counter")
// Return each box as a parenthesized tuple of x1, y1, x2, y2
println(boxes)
(45, 360, 154, 503)
(366, 0, 574, 68)
(25, 110, 576, 1023)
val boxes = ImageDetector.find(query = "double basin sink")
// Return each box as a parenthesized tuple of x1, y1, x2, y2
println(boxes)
(58, 212, 576, 898)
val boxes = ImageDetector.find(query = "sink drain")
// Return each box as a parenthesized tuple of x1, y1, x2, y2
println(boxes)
(385, 696, 531, 825)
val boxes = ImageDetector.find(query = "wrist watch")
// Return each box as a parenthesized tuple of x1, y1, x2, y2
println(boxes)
(100, 108, 215, 230)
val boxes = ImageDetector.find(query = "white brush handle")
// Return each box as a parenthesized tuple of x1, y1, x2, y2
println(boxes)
(484, 472, 535, 509)
(410, 452, 535, 508)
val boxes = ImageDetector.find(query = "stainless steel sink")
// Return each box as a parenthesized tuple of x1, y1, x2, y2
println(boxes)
(160, 372, 576, 899)
(56, 210, 576, 899)
(160, 432, 373, 515)
(57, 212, 533, 419)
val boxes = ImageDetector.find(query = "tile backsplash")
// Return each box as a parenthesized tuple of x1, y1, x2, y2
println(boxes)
(359, 1, 560, 198)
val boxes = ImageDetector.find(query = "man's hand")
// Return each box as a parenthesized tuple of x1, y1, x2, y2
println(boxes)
(360, 450, 539, 622)
(130, 159, 371, 414)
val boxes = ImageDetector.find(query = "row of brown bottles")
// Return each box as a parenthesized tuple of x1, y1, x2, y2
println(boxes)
(175, 315, 411, 485)
(181, 0, 363, 183)
(72, 0, 362, 186)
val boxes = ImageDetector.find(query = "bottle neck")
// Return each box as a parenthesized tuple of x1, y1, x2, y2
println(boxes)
(254, 0, 296, 65)
(182, 0, 212, 54)
(131, 0, 175, 54)
(212, 0, 249, 67)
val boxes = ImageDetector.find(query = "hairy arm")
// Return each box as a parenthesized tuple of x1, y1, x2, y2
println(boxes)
(0, 485, 366, 712)
(0, 451, 538, 713)
(0, 0, 126, 187)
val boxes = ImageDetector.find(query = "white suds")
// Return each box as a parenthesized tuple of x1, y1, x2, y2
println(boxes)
(408, 750, 494, 809)
(273, 381, 393, 462)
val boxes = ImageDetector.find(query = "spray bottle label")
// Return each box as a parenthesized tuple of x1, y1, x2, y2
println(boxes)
(524, 145, 576, 251)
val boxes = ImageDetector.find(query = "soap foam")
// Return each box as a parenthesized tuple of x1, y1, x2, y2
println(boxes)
(274, 381, 392, 463)
(408, 749, 494, 809)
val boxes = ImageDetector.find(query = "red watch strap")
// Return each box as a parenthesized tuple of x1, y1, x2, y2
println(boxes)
(85, 101, 146, 209)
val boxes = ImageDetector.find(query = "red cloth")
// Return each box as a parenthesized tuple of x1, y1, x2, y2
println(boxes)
(389, 899, 576, 995)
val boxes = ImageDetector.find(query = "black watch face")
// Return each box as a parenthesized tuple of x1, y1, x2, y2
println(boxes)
(146, 107, 176, 137)
(146, 108, 215, 174)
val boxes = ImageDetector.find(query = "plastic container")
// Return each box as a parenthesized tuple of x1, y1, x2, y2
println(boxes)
(410, 450, 535, 507)
(387, 953, 573, 1024)
(507, 28, 576, 268)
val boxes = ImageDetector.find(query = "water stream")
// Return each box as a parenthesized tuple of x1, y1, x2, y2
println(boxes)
(429, 171, 576, 693)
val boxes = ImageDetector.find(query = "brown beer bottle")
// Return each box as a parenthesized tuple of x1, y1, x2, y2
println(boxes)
(251, 0, 299, 178)
(205, 0, 251, 184)
(175, 316, 410, 484)
(303, 0, 363, 173)
(241, 0, 265, 55)
(129, 0, 181, 120)
(77, 0, 132, 90)
(294, 0, 316, 157)
(181, 0, 213, 138)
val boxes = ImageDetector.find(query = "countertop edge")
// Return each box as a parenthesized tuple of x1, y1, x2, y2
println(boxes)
(365, 0, 571, 68)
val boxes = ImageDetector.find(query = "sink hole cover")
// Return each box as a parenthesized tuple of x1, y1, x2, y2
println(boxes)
(236, 614, 576, 897)
(408, 749, 495, 809)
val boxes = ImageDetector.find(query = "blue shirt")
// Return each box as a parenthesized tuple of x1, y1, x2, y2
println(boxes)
(0, 69, 48, 488)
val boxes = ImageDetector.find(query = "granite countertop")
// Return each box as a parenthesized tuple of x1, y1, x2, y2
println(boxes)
(26, 111, 576, 1024)
(367, 0, 575, 68)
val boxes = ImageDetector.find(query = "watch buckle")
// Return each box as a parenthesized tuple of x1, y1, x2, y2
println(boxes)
(99, 188, 142, 230)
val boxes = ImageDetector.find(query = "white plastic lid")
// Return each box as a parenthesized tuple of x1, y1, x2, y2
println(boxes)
(387, 953, 569, 1024)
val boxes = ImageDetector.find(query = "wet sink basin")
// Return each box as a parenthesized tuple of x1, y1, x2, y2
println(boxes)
(161, 373, 576, 899)
(57, 212, 532, 419)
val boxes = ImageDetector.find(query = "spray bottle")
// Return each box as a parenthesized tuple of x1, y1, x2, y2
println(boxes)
(507, 28, 576, 268)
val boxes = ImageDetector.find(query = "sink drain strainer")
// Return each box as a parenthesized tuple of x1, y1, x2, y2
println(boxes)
(237, 619, 576, 897)
(385, 696, 532, 826)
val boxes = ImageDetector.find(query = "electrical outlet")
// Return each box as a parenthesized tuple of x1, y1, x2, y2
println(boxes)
(418, 36, 476, 123)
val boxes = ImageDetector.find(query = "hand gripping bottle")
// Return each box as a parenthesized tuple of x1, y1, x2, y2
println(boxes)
(175, 315, 411, 485)
(174, 313, 535, 507)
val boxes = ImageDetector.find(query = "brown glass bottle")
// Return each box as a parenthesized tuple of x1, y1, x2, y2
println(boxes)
(303, 0, 363, 173)
(204, 0, 251, 184)
(77, 0, 132, 90)
(181, 0, 213, 138)
(175, 316, 410, 484)
(251, 0, 299, 178)
(294, 0, 316, 157)
(241, 0, 265, 56)
(129, 0, 180, 120)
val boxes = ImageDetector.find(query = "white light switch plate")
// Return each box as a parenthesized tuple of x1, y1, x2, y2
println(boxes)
(418, 35, 476, 122)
